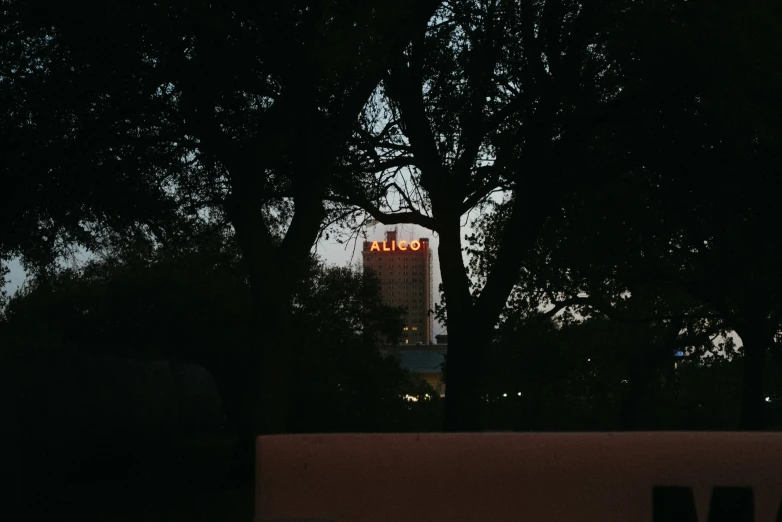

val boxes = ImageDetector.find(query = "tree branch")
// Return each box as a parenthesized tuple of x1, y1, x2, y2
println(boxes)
(326, 194, 437, 230)
(519, 0, 550, 92)
(362, 155, 417, 174)
(460, 166, 502, 214)
(542, 294, 722, 324)
(385, 181, 418, 211)
(386, 49, 450, 197)
(453, 1, 500, 183)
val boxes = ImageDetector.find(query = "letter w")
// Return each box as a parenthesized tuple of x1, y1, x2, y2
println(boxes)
(653, 486, 759, 522)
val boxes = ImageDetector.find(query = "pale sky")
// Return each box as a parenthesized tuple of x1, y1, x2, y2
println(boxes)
(3, 257, 25, 295)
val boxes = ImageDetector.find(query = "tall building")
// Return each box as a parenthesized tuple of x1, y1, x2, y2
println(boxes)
(363, 228, 433, 345)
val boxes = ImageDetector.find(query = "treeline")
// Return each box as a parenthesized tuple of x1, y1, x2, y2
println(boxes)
(0, 231, 442, 519)
(0, 231, 442, 432)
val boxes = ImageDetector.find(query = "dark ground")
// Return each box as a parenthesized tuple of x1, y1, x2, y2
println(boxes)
(17, 435, 254, 522)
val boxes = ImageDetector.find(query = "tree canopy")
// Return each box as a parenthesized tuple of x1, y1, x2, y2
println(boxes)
(4, 0, 782, 437)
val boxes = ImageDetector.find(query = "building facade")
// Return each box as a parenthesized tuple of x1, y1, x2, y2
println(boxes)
(363, 229, 433, 345)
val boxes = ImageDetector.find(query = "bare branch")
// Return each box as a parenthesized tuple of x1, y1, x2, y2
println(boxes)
(453, 1, 500, 183)
(385, 51, 450, 194)
(385, 181, 417, 211)
(519, 0, 550, 91)
(542, 294, 722, 324)
(326, 194, 437, 230)
(362, 156, 417, 174)
(460, 166, 502, 214)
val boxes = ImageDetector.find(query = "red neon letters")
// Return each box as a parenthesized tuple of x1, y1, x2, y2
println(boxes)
(369, 240, 421, 252)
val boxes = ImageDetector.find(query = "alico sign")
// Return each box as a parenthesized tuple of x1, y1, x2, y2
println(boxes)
(368, 240, 422, 252)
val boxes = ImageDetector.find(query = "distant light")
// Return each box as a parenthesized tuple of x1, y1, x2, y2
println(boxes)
(766, 397, 772, 403)
(587, 358, 591, 362)
(502, 393, 507, 397)
(517, 392, 522, 396)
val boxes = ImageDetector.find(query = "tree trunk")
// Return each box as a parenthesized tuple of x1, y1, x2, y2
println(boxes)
(206, 356, 258, 483)
(437, 187, 557, 431)
(621, 346, 657, 430)
(736, 313, 771, 430)
(0, 355, 21, 516)
(437, 212, 487, 431)
(740, 342, 766, 430)
(228, 204, 315, 480)
(443, 319, 487, 431)
(620, 321, 681, 430)
(621, 340, 667, 430)
(231, 330, 291, 482)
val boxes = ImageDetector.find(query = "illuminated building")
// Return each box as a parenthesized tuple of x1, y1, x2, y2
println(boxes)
(363, 228, 433, 345)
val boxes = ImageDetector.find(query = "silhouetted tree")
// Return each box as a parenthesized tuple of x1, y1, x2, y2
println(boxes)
(2, 1, 445, 475)
(336, 0, 695, 430)
(619, 0, 782, 429)
(0, 229, 420, 436)
(292, 0, 782, 436)
(467, 178, 740, 430)
(477, 308, 745, 431)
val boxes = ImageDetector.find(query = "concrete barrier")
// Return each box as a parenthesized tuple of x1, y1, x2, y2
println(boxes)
(256, 432, 782, 522)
